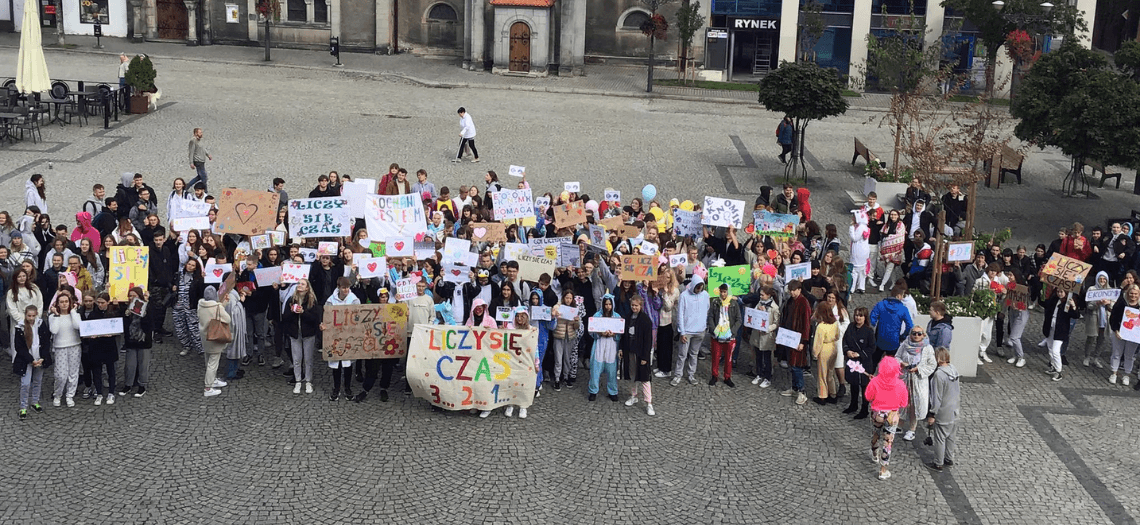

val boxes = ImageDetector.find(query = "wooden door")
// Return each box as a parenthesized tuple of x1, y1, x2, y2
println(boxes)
(156, 0, 189, 40)
(508, 22, 530, 72)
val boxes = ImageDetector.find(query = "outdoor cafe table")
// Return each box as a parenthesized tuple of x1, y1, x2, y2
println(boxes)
(0, 112, 20, 144)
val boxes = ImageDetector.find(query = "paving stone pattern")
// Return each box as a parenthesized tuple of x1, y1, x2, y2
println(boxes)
(0, 47, 1135, 524)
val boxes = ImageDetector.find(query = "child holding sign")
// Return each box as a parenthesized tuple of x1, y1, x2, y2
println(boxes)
(587, 295, 622, 402)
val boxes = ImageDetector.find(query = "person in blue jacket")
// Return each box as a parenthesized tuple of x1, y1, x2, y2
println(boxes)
(869, 281, 914, 371)
(588, 294, 622, 402)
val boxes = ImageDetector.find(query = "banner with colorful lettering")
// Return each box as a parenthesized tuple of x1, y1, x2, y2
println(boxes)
(707, 264, 751, 296)
(287, 197, 353, 238)
(407, 324, 538, 410)
(364, 193, 429, 240)
(321, 304, 409, 360)
(753, 211, 798, 238)
(491, 188, 534, 221)
(108, 246, 149, 302)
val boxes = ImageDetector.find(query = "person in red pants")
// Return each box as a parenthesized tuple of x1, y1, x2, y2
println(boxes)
(706, 283, 742, 387)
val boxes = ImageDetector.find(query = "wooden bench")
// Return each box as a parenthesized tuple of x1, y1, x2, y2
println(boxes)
(997, 145, 1024, 184)
(1086, 160, 1122, 189)
(852, 137, 877, 168)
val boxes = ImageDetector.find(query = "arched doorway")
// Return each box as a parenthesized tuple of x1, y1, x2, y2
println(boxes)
(509, 21, 530, 72)
(156, 0, 189, 40)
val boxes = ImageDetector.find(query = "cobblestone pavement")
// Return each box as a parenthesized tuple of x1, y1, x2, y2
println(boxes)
(0, 49, 1136, 524)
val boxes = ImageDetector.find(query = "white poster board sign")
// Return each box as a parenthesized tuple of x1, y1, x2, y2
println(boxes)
(80, 317, 124, 337)
(785, 262, 811, 283)
(776, 327, 801, 348)
(743, 307, 770, 331)
(588, 316, 625, 333)
(701, 196, 746, 228)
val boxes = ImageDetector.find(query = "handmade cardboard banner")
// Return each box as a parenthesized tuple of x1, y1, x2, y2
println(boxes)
(753, 211, 798, 238)
(253, 266, 282, 286)
(708, 265, 751, 296)
(280, 263, 310, 284)
(775, 327, 801, 348)
(287, 197, 352, 238)
(365, 193, 428, 240)
(171, 216, 211, 232)
(502, 243, 531, 261)
(339, 179, 376, 218)
(492, 188, 534, 221)
(669, 254, 688, 268)
(702, 196, 745, 228)
(1121, 307, 1140, 344)
(588, 316, 625, 333)
(80, 317, 124, 337)
(108, 246, 149, 302)
(508, 165, 526, 177)
(1086, 288, 1121, 302)
(407, 324, 538, 410)
(785, 262, 811, 283)
(619, 255, 656, 282)
(469, 223, 507, 243)
(1004, 283, 1031, 311)
(553, 200, 588, 229)
(215, 188, 279, 236)
(946, 242, 974, 263)
(673, 209, 702, 238)
(1040, 253, 1092, 293)
(321, 303, 409, 360)
(204, 262, 229, 284)
(743, 307, 770, 331)
(516, 253, 557, 282)
(170, 199, 211, 220)
(395, 277, 417, 302)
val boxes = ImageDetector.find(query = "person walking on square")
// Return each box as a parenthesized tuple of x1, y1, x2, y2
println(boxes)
(864, 355, 908, 480)
(453, 107, 480, 163)
(188, 128, 212, 191)
(925, 347, 960, 472)
(776, 116, 794, 164)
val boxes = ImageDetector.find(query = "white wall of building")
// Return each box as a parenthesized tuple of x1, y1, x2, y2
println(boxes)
(62, 0, 129, 37)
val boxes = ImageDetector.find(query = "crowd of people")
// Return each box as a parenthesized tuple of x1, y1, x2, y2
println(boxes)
(10, 156, 1140, 479)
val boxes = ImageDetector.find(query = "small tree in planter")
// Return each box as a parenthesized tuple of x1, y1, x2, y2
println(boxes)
(125, 55, 157, 114)
(757, 60, 849, 181)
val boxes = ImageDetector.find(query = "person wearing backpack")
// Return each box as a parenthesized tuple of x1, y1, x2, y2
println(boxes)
(197, 286, 231, 398)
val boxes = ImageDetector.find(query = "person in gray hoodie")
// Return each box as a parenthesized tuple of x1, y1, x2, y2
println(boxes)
(925, 347, 960, 471)
(670, 276, 709, 386)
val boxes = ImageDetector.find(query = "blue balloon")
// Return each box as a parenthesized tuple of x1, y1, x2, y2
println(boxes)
(642, 184, 657, 202)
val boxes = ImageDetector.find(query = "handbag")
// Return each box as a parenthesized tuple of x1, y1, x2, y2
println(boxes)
(205, 305, 233, 343)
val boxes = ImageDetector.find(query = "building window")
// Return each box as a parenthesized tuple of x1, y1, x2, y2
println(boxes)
(620, 10, 651, 31)
(315, 0, 327, 23)
(428, 3, 458, 21)
(287, 0, 306, 22)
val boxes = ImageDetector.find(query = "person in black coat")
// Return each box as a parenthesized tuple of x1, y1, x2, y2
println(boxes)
(842, 306, 876, 419)
(622, 296, 656, 416)
(282, 279, 323, 393)
(119, 288, 153, 397)
(13, 306, 52, 417)
(79, 293, 119, 404)
(1041, 288, 1083, 381)
(308, 255, 344, 307)
(147, 227, 178, 342)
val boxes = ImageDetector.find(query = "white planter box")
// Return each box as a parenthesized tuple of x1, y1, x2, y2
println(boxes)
(912, 314, 981, 378)
(863, 177, 910, 210)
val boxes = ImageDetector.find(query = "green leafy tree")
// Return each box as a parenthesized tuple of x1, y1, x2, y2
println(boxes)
(939, 0, 1085, 98)
(757, 61, 850, 179)
(1114, 40, 1140, 82)
(798, 1, 825, 62)
(125, 56, 158, 93)
(1012, 40, 1140, 195)
(674, 1, 706, 80)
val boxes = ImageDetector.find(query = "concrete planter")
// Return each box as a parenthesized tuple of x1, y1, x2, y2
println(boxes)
(863, 177, 909, 209)
(912, 314, 981, 378)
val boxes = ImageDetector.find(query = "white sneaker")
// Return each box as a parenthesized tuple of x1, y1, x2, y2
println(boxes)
(204, 389, 220, 397)
(94, 395, 103, 406)
(1083, 357, 1091, 367)
(1016, 358, 1026, 368)
(504, 406, 514, 417)
(1007, 356, 1017, 365)
(669, 377, 681, 386)
(780, 388, 796, 397)
(1109, 373, 1118, 385)
(903, 430, 915, 441)
(1095, 358, 1105, 369)
(1037, 339, 1048, 348)
(479, 410, 491, 418)
(179, 349, 189, 356)
(1124, 376, 1132, 387)
(654, 370, 669, 378)
(759, 379, 771, 388)
(646, 404, 655, 416)
(52, 397, 60, 407)
(106, 394, 115, 405)
(980, 352, 993, 363)
(977, 357, 985, 365)
(212, 379, 227, 388)
(518, 407, 527, 419)
(624, 397, 638, 407)
(66, 397, 74, 408)
(305, 382, 313, 394)
(795, 393, 807, 405)
(751, 376, 762, 385)
(878, 470, 892, 480)
(293, 382, 302, 394)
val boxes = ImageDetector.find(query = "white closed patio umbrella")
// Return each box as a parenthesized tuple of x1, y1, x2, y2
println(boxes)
(16, 0, 52, 94)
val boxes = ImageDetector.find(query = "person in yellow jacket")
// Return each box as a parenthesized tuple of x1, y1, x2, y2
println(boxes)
(811, 301, 840, 404)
